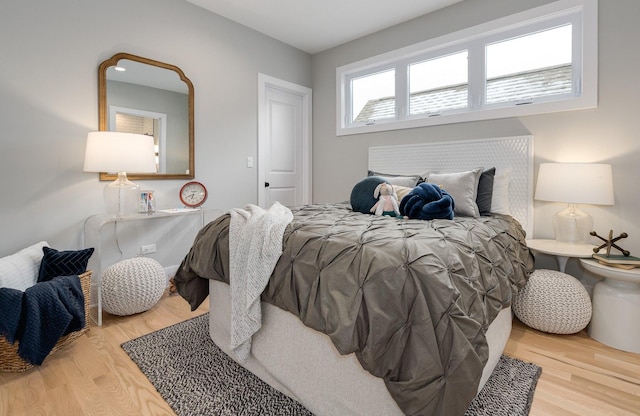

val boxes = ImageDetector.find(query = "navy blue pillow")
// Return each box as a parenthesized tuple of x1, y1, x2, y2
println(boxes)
(350, 176, 387, 214)
(37, 247, 94, 283)
(399, 183, 455, 220)
(476, 167, 496, 216)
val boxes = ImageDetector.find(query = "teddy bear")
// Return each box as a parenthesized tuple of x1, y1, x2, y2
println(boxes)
(370, 182, 401, 217)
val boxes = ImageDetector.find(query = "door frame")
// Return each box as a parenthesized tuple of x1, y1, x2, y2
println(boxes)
(257, 73, 312, 207)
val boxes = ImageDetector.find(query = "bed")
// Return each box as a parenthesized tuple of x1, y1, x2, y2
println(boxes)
(174, 135, 535, 416)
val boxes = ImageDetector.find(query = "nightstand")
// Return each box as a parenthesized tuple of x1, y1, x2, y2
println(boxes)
(579, 259, 640, 353)
(526, 239, 595, 273)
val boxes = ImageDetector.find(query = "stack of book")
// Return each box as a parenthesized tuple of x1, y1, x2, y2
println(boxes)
(592, 253, 640, 270)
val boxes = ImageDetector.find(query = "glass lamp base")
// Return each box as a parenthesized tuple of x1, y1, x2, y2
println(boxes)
(553, 204, 593, 244)
(104, 172, 140, 217)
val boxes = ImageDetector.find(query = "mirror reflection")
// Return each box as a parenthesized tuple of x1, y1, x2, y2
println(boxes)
(98, 53, 194, 180)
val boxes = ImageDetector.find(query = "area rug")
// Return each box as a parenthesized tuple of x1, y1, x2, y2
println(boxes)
(122, 313, 541, 416)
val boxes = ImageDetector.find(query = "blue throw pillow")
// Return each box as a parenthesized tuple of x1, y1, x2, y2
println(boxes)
(37, 247, 94, 283)
(350, 176, 387, 214)
(399, 183, 455, 220)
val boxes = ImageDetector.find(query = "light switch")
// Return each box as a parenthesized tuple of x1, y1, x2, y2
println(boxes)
(247, 157, 254, 168)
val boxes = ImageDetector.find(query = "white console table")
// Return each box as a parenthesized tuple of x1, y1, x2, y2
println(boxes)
(84, 208, 209, 325)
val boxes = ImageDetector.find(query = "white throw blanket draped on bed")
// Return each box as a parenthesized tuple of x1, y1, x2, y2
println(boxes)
(228, 202, 293, 362)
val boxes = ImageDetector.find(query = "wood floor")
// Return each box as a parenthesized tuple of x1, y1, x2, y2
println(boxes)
(1, 292, 639, 416)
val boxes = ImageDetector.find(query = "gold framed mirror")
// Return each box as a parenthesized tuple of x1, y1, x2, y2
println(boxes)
(98, 53, 194, 180)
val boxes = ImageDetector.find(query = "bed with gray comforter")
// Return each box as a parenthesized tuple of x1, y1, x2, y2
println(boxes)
(174, 202, 534, 415)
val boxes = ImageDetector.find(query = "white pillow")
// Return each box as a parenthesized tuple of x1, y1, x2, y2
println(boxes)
(392, 185, 413, 202)
(426, 167, 483, 217)
(0, 241, 49, 291)
(491, 168, 511, 215)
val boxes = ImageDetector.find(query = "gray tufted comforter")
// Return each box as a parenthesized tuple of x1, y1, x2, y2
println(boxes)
(174, 203, 534, 416)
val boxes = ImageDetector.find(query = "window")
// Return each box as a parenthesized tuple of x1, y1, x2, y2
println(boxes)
(351, 68, 395, 124)
(485, 24, 573, 105)
(337, 0, 597, 136)
(409, 51, 468, 116)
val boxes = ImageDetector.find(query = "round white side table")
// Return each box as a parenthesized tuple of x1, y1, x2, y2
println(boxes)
(580, 259, 640, 353)
(526, 239, 595, 272)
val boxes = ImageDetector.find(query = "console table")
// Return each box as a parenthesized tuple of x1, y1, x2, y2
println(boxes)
(84, 208, 210, 325)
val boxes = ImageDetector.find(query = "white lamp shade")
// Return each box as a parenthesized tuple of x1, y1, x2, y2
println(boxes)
(534, 163, 614, 206)
(84, 131, 157, 173)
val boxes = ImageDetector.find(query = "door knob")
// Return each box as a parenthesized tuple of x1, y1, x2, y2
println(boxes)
(265, 182, 270, 188)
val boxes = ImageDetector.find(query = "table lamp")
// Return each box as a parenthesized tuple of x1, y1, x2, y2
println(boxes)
(84, 131, 157, 217)
(534, 163, 614, 244)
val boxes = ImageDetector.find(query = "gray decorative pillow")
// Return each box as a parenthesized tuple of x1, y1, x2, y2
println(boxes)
(426, 167, 483, 217)
(367, 171, 423, 188)
(476, 167, 496, 216)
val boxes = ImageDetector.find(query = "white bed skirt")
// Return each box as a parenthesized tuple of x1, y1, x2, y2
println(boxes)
(208, 280, 512, 416)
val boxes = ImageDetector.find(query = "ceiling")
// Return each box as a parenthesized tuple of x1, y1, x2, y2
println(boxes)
(184, 0, 463, 54)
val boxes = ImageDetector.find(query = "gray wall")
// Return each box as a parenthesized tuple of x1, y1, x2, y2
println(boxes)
(3, 0, 638, 283)
(0, 0, 310, 256)
(311, 0, 640, 277)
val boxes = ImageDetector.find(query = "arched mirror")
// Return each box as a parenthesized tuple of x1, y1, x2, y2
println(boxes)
(98, 53, 194, 180)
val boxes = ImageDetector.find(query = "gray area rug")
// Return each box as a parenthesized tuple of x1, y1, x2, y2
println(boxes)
(122, 313, 541, 416)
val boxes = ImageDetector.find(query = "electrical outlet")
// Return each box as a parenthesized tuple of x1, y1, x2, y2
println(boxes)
(140, 244, 156, 254)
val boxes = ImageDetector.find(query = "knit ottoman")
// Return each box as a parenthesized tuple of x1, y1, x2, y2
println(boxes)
(513, 269, 592, 334)
(102, 257, 166, 316)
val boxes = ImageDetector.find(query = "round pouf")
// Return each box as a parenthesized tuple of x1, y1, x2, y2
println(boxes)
(513, 269, 592, 334)
(102, 257, 166, 316)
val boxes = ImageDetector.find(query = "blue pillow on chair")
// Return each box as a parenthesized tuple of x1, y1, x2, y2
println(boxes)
(37, 247, 94, 283)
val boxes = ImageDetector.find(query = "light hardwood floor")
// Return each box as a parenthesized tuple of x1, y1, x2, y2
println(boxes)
(1, 292, 639, 416)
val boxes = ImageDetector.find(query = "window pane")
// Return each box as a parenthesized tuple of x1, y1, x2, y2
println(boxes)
(486, 24, 572, 104)
(409, 51, 468, 115)
(352, 69, 395, 123)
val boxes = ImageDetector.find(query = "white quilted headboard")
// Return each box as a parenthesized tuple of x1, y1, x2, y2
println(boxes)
(369, 136, 534, 236)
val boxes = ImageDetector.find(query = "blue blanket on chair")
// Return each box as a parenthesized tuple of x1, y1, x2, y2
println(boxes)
(0, 275, 85, 365)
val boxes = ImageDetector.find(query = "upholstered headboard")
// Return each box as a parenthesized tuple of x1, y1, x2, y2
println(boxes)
(369, 135, 534, 236)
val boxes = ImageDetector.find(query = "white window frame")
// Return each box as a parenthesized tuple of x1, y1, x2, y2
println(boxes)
(336, 0, 597, 136)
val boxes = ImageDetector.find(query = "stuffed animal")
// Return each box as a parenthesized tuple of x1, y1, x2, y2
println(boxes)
(370, 182, 401, 217)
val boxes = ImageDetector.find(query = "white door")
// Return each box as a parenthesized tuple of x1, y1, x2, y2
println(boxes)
(258, 74, 312, 208)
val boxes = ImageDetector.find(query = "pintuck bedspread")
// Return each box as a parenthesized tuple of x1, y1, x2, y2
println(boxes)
(174, 203, 534, 416)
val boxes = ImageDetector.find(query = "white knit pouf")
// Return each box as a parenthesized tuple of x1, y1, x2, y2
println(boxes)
(102, 257, 166, 316)
(513, 269, 592, 334)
